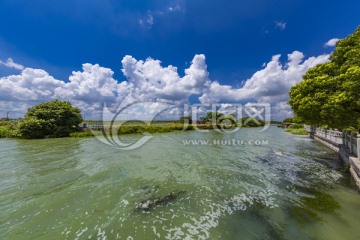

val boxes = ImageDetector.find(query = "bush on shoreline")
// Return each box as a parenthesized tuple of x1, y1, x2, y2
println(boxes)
(19, 100, 83, 139)
(69, 132, 94, 138)
(285, 124, 308, 135)
(238, 117, 266, 127)
(70, 123, 242, 138)
(0, 126, 20, 138)
(0, 120, 21, 138)
(1, 118, 271, 139)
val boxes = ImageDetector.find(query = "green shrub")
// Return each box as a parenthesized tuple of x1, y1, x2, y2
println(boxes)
(69, 132, 94, 138)
(287, 124, 304, 129)
(19, 100, 83, 139)
(19, 117, 53, 138)
(0, 126, 11, 138)
(239, 117, 265, 127)
(0, 126, 20, 138)
(282, 117, 293, 123)
(115, 124, 192, 135)
(285, 128, 308, 135)
(118, 126, 145, 134)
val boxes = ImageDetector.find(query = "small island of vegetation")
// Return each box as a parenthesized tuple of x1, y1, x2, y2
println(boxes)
(0, 101, 269, 139)
(0, 100, 83, 139)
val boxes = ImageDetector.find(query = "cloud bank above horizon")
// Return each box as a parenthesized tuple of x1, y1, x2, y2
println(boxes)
(0, 49, 330, 120)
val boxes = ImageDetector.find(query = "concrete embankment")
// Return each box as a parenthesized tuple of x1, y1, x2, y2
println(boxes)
(304, 126, 360, 189)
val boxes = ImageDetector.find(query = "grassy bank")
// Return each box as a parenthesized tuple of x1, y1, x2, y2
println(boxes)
(0, 120, 20, 138)
(0, 119, 268, 139)
(70, 124, 190, 138)
(285, 124, 308, 136)
(69, 132, 95, 138)
(0, 120, 226, 139)
(70, 123, 237, 138)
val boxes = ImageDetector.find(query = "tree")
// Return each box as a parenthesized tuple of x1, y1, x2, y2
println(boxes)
(282, 118, 293, 123)
(179, 116, 192, 124)
(223, 114, 237, 125)
(289, 26, 360, 130)
(239, 117, 265, 127)
(201, 112, 225, 124)
(19, 100, 83, 138)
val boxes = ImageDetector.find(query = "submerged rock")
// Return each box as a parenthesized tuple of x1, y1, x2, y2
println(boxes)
(274, 151, 284, 156)
(137, 190, 186, 211)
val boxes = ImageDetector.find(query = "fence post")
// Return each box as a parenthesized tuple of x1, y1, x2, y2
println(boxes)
(344, 131, 348, 148)
(310, 126, 315, 138)
(349, 133, 353, 153)
(357, 134, 360, 159)
(325, 129, 327, 140)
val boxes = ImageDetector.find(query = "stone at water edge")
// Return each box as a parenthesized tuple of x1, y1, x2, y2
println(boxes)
(137, 190, 186, 211)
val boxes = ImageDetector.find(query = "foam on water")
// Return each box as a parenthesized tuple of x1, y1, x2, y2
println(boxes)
(163, 188, 279, 239)
(1, 127, 360, 239)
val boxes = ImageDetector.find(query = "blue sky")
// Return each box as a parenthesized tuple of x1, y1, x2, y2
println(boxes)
(0, 0, 359, 120)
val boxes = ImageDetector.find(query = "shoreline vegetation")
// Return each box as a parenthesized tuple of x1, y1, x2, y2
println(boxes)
(284, 124, 308, 136)
(289, 26, 360, 133)
(5, 99, 322, 140)
(70, 122, 267, 138)
(2, 100, 299, 140)
(0, 119, 21, 138)
(1, 101, 278, 139)
(1, 119, 274, 139)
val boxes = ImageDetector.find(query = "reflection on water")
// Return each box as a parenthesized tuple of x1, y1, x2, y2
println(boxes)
(0, 126, 359, 239)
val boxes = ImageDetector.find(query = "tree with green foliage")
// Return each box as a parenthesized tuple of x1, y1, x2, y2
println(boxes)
(201, 112, 225, 124)
(289, 26, 360, 131)
(19, 100, 83, 138)
(282, 118, 293, 123)
(0, 119, 20, 138)
(223, 114, 237, 125)
(239, 117, 265, 127)
(179, 116, 192, 124)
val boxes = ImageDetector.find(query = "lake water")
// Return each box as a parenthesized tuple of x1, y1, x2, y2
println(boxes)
(1, 126, 360, 239)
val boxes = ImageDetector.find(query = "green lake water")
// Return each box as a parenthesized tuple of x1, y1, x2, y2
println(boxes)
(1, 126, 360, 239)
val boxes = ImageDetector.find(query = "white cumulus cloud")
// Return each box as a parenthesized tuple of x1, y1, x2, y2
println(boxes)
(120, 54, 210, 102)
(54, 63, 119, 103)
(199, 51, 330, 119)
(0, 58, 25, 70)
(0, 55, 211, 119)
(200, 51, 330, 104)
(324, 38, 340, 47)
(0, 68, 64, 102)
(0, 51, 330, 120)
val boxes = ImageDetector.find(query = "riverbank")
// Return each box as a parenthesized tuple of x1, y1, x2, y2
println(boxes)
(70, 124, 195, 138)
(283, 124, 308, 135)
(72, 123, 251, 138)
(304, 126, 360, 189)
(0, 119, 267, 139)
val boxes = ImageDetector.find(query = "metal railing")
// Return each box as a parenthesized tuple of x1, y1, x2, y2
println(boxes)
(305, 125, 360, 157)
(344, 131, 360, 157)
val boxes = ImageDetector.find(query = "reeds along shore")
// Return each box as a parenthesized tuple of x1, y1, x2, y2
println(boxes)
(0, 119, 267, 139)
(71, 123, 236, 138)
